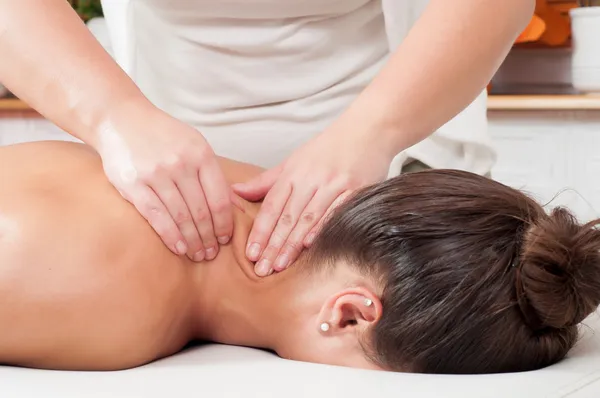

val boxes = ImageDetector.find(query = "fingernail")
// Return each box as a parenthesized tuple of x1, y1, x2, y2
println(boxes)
(254, 259, 271, 277)
(193, 250, 205, 262)
(274, 253, 289, 270)
(175, 241, 187, 255)
(305, 232, 317, 246)
(205, 247, 217, 260)
(218, 236, 230, 245)
(247, 243, 261, 261)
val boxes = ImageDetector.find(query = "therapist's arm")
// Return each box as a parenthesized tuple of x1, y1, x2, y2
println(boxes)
(234, 0, 535, 276)
(0, 0, 144, 143)
(342, 0, 536, 158)
(0, 0, 234, 262)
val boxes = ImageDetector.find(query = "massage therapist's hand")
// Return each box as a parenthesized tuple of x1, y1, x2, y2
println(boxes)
(95, 103, 233, 262)
(233, 123, 393, 276)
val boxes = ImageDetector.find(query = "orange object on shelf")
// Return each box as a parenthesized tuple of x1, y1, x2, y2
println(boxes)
(515, 0, 577, 46)
(516, 15, 546, 43)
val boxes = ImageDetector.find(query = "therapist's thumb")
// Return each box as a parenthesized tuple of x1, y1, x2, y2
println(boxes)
(232, 166, 281, 202)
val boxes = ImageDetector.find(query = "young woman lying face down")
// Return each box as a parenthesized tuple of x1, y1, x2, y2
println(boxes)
(0, 141, 599, 373)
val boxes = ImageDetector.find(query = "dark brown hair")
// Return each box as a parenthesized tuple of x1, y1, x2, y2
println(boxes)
(309, 170, 600, 374)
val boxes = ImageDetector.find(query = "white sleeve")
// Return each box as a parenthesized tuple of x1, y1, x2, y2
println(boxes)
(381, 0, 420, 51)
(100, 0, 133, 75)
(382, 0, 495, 175)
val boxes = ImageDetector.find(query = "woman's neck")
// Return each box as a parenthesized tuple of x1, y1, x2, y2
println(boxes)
(185, 200, 312, 353)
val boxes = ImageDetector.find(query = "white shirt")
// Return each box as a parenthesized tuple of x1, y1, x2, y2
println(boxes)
(101, 0, 495, 175)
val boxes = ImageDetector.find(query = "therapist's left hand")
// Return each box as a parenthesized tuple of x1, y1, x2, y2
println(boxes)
(232, 124, 393, 277)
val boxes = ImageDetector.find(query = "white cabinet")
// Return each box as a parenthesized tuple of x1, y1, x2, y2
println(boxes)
(489, 110, 600, 222)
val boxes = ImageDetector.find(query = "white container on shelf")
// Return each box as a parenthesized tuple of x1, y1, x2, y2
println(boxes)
(571, 7, 600, 93)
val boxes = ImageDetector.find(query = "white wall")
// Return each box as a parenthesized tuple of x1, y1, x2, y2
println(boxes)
(0, 118, 75, 146)
(490, 110, 600, 222)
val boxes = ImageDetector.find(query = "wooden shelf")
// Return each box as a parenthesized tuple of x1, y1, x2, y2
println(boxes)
(0, 98, 39, 118)
(4, 95, 600, 114)
(0, 98, 32, 110)
(488, 95, 600, 111)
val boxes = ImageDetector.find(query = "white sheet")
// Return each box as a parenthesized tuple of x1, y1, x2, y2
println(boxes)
(2, 313, 600, 398)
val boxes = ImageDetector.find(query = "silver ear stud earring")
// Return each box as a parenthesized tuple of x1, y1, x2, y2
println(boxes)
(320, 322, 330, 332)
(364, 298, 373, 307)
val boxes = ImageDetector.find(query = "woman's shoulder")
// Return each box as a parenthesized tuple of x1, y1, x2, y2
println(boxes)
(217, 156, 264, 185)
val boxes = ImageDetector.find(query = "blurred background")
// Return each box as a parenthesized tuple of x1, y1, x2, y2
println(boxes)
(0, 0, 599, 221)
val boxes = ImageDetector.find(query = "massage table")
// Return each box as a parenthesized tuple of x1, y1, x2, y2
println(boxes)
(1, 313, 599, 397)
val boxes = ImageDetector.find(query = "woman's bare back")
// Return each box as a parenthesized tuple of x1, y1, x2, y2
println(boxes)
(0, 141, 262, 370)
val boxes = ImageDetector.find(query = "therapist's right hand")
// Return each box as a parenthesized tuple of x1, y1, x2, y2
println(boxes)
(94, 103, 233, 262)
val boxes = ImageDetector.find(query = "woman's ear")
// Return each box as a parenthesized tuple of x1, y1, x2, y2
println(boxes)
(317, 288, 382, 336)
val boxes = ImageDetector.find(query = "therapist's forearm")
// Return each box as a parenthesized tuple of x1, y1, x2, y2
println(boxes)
(342, 0, 535, 158)
(0, 0, 150, 146)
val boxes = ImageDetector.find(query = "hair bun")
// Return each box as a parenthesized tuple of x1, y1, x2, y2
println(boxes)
(517, 207, 600, 331)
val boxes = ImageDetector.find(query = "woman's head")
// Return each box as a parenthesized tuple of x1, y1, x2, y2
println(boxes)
(288, 170, 600, 374)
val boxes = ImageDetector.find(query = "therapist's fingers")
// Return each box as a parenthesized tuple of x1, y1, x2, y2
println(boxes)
(126, 183, 187, 256)
(199, 158, 234, 248)
(246, 180, 291, 265)
(174, 171, 216, 262)
(256, 186, 317, 275)
(272, 187, 344, 272)
(233, 165, 282, 202)
(150, 178, 204, 260)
